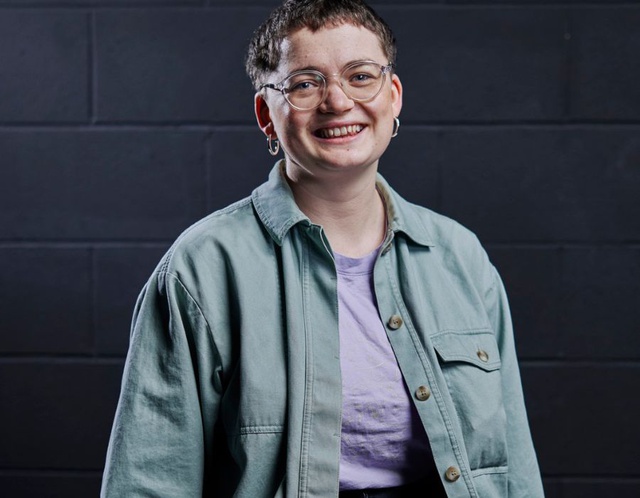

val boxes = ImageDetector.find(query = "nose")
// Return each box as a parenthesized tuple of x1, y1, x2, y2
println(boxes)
(318, 79, 354, 113)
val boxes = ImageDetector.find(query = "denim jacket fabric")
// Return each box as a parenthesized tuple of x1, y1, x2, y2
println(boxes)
(101, 162, 544, 497)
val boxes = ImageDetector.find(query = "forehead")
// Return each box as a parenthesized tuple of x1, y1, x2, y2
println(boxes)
(278, 23, 387, 73)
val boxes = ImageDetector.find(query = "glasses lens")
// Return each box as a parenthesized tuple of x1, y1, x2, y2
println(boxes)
(282, 72, 325, 110)
(341, 63, 385, 101)
(278, 63, 388, 110)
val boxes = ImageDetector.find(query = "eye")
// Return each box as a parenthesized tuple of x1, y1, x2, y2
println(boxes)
(352, 73, 372, 82)
(345, 66, 380, 87)
(284, 74, 323, 94)
(289, 81, 318, 92)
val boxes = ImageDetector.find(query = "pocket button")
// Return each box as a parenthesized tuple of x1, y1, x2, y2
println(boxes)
(477, 349, 489, 362)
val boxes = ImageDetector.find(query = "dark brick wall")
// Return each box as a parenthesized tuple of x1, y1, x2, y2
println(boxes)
(0, 1, 638, 496)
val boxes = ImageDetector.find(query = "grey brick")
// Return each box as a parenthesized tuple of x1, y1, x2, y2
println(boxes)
(522, 363, 640, 475)
(379, 128, 440, 209)
(0, 248, 92, 355)
(488, 247, 562, 360)
(0, 360, 124, 469)
(0, 473, 101, 498)
(560, 247, 640, 359)
(95, 8, 269, 123)
(0, 131, 207, 240)
(94, 246, 169, 356)
(571, 8, 640, 121)
(0, 11, 88, 123)
(489, 246, 640, 360)
(379, 7, 567, 122)
(208, 129, 271, 212)
(439, 128, 640, 242)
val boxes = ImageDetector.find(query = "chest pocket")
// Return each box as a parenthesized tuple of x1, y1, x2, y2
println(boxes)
(431, 329, 501, 372)
(431, 330, 507, 470)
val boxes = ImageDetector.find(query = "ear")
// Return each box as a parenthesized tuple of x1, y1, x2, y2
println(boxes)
(390, 73, 403, 119)
(255, 92, 276, 138)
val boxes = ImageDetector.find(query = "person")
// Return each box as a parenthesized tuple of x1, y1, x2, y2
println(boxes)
(101, 0, 544, 496)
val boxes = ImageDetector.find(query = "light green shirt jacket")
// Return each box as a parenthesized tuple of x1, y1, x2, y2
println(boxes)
(101, 162, 544, 497)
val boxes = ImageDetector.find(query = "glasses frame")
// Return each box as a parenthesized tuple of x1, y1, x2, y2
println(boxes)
(259, 60, 395, 111)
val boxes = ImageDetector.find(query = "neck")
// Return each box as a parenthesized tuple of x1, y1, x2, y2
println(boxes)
(284, 162, 386, 258)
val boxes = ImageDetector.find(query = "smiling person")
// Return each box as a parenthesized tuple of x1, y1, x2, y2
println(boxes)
(101, 1, 544, 497)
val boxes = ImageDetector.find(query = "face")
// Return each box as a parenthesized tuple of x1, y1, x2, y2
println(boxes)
(255, 23, 403, 182)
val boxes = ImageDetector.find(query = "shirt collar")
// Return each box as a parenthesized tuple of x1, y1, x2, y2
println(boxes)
(252, 161, 435, 248)
(251, 160, 309, 245)
(376, 175, 435, 248)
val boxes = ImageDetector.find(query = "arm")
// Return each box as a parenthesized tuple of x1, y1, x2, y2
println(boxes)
(486, 267, 545, 497)
(101, 270, 222, 497)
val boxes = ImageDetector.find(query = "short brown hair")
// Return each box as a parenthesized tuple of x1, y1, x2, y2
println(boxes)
(245, 0, 397, 89)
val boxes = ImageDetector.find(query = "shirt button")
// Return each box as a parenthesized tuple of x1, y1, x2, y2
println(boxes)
(415, 385, 431, 401)
(477, 350, 489, 362)
(445, 466, 461, 482)
(387, 315, 403, 330)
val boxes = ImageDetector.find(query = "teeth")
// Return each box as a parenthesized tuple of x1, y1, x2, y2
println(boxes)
(319, 124, 363, 138)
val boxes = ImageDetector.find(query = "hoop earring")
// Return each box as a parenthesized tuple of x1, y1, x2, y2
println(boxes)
(391, 117, 400, 138)
(267, 136, 280, 156)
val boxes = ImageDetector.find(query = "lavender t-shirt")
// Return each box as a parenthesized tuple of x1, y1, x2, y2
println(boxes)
(335, 248, 433, 490)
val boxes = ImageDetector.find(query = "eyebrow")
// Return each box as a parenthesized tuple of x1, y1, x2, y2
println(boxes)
(288, 59, 376, 75)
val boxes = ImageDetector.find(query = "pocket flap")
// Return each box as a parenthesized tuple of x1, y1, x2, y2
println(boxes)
(432, 330, 501, 371)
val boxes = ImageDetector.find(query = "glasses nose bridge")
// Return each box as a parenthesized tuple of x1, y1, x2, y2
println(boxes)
(321, 70, 353, 104)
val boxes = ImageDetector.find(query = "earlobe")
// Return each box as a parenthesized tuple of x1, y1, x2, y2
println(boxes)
(255, 93, 276, 138)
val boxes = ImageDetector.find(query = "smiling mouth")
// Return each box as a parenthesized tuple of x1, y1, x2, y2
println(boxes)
(315, 124, 364, 139)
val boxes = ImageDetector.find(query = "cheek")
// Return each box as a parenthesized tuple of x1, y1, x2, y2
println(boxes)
(280, 116, 310, 145)
(371, 103, 395, 131)
(269, 103, 297, 139)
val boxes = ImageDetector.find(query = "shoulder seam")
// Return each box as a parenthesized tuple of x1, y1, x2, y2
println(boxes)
(160, 196, 253, 272)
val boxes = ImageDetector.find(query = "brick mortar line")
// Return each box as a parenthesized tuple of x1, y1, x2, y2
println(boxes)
(373, 2, 640, 8)
(89, 247, 98, 356)
(1, 241, 639, 248)
(0, 123, 252, 130)
(0, 4, 268, 12)
(0, 469, 104, 476)
(485, 242, 640, 249)
(0, 242, 174, 248)
(0, 469, 638, 482)
(1, 123, 640, 131)
(542, 474, 640, 481)
(0, 4, 206, 11)
(1, 469, 639, 481)
(0, 3, 639, 10)
(204, 133, 214, 213)
(564, 10, 574, 118)
(89, 10, 97, 124)
(0, 356, 125, 364)
(520, 360, 640, 367)
(1, 356, 638, 365)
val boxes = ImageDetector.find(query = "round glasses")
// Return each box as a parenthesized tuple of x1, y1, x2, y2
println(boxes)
(259, 61, 395, 111)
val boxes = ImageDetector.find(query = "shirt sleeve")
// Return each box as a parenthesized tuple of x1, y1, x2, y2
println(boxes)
(485, 266, 546, 497)
(101, 270, 223, 497)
